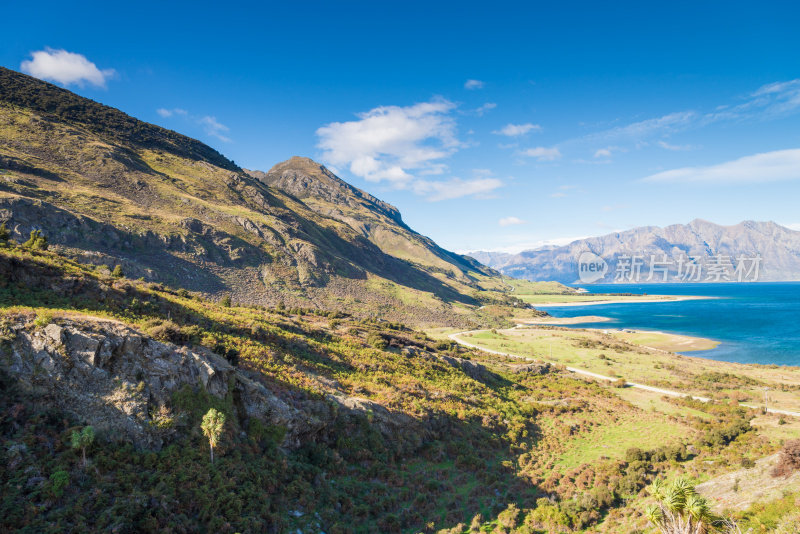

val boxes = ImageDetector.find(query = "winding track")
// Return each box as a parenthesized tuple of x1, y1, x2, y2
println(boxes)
(448, 328, 800, 418)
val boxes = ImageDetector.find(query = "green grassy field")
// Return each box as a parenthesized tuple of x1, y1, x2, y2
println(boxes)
(455, 326, 800, 413)
(554, 413, 690, 469)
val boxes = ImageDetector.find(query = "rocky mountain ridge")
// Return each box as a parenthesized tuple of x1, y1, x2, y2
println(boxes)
(471, 219, 800, 283)
(0, 66, 502, 326)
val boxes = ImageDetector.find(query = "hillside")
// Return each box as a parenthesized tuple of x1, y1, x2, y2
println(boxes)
(2, 242, 793, 533)
(0, 67, 503, 327)
(3, 65, 800, 533)
(472, 219, 800, 283)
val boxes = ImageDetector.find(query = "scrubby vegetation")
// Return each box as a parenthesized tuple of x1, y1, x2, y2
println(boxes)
(2, 240, 787, 533)
(771, 439, 800, 478)
(2, 67, 799, 532)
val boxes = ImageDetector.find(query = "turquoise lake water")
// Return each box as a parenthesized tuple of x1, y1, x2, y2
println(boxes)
(536, 283, 800, 367)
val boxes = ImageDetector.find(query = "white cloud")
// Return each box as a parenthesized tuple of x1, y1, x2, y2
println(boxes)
(412, 177, 502, 201)
(493, 123, 541, 136)
(21, 48, 115, 88)
(156, 108, 230, 142)
(464, 79, 485, 90)
(594, 148, 612, 158)
(705, 79, 800, 122)
(156, 108, 187, 118)
(519, 146, 561, 161)
(641, 148, 800, 184)
(199, 116, 231, 142)
(784, 223, 800, 231)
(657, 140, 694, 151)
(474, 102, 497, 116)
(316, 98, 458, 187)
(463, 234, 589, 254)
(316, 99, 499, 200)
(498, 216, 526, 227)
(590, 111, 697, 143)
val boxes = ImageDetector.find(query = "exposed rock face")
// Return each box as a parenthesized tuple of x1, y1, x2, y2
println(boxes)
(471, 219, 800, 283)
(248, 157, 406, 227)
(4, 317, 306, 449)
(2, 316, 433, 452)
(508, 362, 552, 375)
(437, 353, 496, 383)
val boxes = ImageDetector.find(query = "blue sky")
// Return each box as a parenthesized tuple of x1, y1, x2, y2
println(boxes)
(3, 1, 800, 252)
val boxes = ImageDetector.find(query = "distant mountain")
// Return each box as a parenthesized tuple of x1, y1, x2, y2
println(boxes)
(471, 220, 800, 283)
(0, 67, 503, 325)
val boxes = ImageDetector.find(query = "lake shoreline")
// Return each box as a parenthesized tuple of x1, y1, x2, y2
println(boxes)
(533, 295, 713, 307)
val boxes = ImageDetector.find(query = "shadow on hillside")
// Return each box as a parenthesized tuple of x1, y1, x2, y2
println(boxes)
(270, 193, 477, 305)
(0, 248, 540, 530)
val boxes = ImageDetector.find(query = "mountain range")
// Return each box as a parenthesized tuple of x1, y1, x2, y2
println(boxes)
(0, 66, 506, 327)
(470, 219, 800, 283)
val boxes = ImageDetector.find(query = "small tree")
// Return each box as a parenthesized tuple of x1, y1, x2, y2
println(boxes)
(22, 229, 48, 250)
(0, 222, 10, 245)
(112, 264, 124, 278)
(201, 408, 226, 463)
(70, 426, 95, 467)
(645, 477, 730, 533)
(221, 294, 232, 307)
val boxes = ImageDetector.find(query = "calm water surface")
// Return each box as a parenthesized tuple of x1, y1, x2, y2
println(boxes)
(536, 283, 800, 366)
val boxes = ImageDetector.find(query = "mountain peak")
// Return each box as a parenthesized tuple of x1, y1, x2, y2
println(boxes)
(246, 156, 405, 226)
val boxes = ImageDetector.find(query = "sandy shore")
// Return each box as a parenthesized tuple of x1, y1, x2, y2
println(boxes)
(520, 315, 613, 325)
(600, 328, 720, 352)
(533, 295, 712, 307)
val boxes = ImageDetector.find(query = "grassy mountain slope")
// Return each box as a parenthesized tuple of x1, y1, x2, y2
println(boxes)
(247, 157, 494, 282)
(0, 67, 505, 327)
(2, 243, 786, 533)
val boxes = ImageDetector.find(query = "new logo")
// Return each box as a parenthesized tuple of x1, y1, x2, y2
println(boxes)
(577, 251, 608, 283)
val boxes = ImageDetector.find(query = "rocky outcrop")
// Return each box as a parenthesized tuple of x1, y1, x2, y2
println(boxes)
(2, 315, 433, 452)
(508, 362, 552, 375)
(2, 317, 317, 449)
(437, 353, 496, 383)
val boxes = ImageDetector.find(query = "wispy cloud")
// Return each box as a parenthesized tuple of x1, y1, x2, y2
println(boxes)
(657, 140, 694, 151)
(412, 177, 502, 201)
(464, 79, 485, 90)
(493, 123, 541, 136)
(584, 79, 800, 150)
(464, 234, 589, 254)
(473, 102, 497, 116)
(519, 146, 561, 161)
(588, 111, 697, 144)
(198, 116, 231, 142)
(21, 48, 115, 88)
(592, 145, 626, 159)
(498, 216, 526, 227)
(704, 79, 800, 122)
(641, 148, 800, 184)
(156, 108, 231, 142)
(156, 108, 188, 118)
